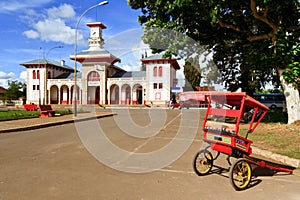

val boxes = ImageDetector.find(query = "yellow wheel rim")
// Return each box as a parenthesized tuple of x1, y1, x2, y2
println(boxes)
(232, 160, 251, 189)
(195, 152, 212, 175)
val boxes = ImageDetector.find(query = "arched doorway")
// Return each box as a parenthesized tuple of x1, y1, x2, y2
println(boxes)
(87, 86, 100, 104)
(121, 84, 131, 105)
(60, 85, 69, 104)
(132, 84, 143, 105)
(110, 84, 119, 104)
(87, 71, 100, 104)
(50, 85, 59, 104)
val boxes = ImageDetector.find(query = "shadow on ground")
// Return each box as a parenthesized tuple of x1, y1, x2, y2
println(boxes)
(196, 156, 295, 191)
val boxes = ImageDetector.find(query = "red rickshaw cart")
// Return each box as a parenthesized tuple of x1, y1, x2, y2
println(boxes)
(193, 92, 293, 190)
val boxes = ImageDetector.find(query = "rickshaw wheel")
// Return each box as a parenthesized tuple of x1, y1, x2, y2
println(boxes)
(229, 158, 252, 191)
(193, 150, 213, 176)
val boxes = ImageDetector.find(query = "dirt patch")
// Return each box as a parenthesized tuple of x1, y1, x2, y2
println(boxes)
(291, 120, 300, 126)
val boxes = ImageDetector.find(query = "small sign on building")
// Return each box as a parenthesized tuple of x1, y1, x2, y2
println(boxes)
(88, 81, 101, 86)
(171, 87, 183, 93)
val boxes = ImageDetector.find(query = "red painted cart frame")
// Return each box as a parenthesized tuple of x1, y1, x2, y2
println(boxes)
(193, 92, 294, 191)
(202, 92, 269, 157)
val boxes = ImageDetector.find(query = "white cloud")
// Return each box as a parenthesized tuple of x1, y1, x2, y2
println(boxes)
(0, 71, 15, 79)
(47, 4, 75, 19)
(23, 30, 39, 39)
(0, 71, 15, 88)
(22, 3, 85, 45)
(34, 18, 75, 44)
(0, 0, 52, 13)
(20, 9, 44, 25)
(119, 62, 142, 71)
(19, 71, 27, 83)
(0, 71, 27, 88)
(0, 80, 8, 88)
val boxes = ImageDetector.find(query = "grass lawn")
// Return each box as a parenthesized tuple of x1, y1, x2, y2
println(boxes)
(239, 109, 300, 160)
(0, 109, 73, 121)
(241, 126, 300, 160)
(0, 110, 40, 120)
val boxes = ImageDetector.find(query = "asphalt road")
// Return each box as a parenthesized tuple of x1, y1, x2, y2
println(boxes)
(0, 109, 299, 200)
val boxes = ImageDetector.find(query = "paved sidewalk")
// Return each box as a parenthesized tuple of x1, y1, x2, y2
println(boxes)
(0, 111, 114, 133)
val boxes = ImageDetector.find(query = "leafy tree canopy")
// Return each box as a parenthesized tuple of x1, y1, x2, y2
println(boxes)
(128, 0, 300, 92)
(3, 81, 26, 100)
(183, 58, 201, 89)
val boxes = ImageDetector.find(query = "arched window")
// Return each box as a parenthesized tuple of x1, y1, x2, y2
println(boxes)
(88, 71, 100, 81)
(48, 71, 51, 79)
(37, 70, 40, 79)
(158, 66, 163, 77)
(153, 67, 158, 77)
(33, 70, 36, 79)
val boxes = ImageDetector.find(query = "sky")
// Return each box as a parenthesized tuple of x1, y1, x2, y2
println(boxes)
(0, 0, 149, 88)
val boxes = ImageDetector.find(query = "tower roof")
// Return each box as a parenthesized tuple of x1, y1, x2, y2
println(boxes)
(70, 47, 120, 64)
(86, 22, 106, 29)
(141, 53, 180, 70)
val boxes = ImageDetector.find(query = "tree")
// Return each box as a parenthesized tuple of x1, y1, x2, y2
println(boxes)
(4, 81, 26, 100)
(183, 60, 201, 90)
(282, 46, 300, 88)
(128, 0, 300, 123)
(140, 51, 147, 71)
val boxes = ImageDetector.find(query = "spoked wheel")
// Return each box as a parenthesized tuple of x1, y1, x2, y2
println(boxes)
(229, 158, 252, 191)
(193, 150, 213, 176)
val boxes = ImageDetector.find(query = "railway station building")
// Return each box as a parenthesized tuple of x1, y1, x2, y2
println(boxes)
(20, 22, 181, 106)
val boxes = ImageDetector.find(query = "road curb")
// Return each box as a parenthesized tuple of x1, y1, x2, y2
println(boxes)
(252, 146, 300, 168)
(0, 113, 114, 134)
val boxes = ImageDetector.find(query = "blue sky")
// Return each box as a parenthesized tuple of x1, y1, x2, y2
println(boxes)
(0, 0, 145, 88)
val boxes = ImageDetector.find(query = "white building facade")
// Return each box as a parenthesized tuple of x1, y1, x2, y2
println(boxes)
(20, 22, 180, 106)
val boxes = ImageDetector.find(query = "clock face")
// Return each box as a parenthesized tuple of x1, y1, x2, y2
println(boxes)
(91, 29, 98, 37)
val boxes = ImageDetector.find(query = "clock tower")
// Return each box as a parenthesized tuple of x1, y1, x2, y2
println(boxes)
(87, 22, 106, 48)
(70, 22, 121, 105)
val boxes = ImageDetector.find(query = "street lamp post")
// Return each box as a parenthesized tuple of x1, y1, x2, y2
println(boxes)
(38, 47, 42, 105)
(73, 1, 109, 117)
(44, 46, 63, 105)
(45, 46, 64, 60)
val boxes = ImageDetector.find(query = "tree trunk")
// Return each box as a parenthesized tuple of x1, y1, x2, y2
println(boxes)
(278, 68, 300, 124)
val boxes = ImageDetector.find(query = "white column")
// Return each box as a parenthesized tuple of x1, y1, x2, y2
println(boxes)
(131, 84, 134, 105)
(58, 88, 61, 105)
(107, 83, 111, 105)
(119, 85, 122, 104)
(47, 90, 50, 104)
(68, 87, 71, 104)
